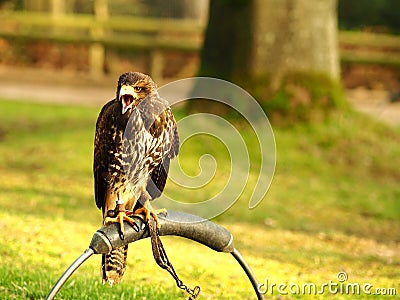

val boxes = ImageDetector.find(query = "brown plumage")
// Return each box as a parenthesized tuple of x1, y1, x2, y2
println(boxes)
(93, 72, 179, 285)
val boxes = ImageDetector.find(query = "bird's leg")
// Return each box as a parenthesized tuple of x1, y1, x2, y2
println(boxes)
(104, 199, 138, 239)
(134, 197, 167, 229)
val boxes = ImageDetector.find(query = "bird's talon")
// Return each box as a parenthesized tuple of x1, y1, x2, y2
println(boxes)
(132, 222, 140, 232)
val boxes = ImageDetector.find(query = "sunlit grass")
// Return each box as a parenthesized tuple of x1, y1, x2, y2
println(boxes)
(0, 99, 399, 299)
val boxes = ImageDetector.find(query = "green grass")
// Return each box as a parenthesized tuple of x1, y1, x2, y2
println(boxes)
(0, 99, 399, 299)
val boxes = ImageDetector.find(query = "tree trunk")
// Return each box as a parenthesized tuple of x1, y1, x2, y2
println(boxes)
(250, 0, 339, 87)
(196, 0, 345, 121)
(198, 0, 253, 80)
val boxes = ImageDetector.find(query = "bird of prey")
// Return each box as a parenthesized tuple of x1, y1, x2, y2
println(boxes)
(93, 72, 179, 285)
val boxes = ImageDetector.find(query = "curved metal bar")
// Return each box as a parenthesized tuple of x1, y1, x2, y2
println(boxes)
(231, 248, 264, 300)
(46, 211, 262, 299)
(45, 248, 94, 300)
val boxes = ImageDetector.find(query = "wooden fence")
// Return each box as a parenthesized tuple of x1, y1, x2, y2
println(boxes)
(1, 9, 400, 80)
(339, 31, 400, 66)
(0, 10, 204, 80)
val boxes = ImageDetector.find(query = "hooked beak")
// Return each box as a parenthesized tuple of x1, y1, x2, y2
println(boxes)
(119, 85, 138, 114)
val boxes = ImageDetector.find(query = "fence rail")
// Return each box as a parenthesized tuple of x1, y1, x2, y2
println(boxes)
(1, 10, 400, 79)
(339, 31, 400, 66)
(0, 11, 203, 80)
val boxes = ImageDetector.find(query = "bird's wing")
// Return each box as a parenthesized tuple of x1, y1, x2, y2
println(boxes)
(141, 93, 180, 199)
(94, 99, 115, 211)
(146, 155, 171, 199)
(169, 116, 180, 159)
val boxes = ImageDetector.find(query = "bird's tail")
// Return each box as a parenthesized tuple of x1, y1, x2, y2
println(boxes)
(101, 245, 128, 286)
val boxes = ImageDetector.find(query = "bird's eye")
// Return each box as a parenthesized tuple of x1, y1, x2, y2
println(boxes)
(133, 86, 143, 92)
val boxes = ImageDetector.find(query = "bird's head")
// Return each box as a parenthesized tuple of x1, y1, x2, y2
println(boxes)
(116, 72, 157, 114)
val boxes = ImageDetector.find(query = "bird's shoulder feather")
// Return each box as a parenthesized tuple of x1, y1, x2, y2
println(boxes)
(94, 99, 118, 210)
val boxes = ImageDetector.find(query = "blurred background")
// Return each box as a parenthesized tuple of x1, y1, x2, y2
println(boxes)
(0, 0, 399, 123)
(0, 0, 399, 299)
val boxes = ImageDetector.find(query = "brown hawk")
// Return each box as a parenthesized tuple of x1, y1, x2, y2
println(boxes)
(93, 72, 179, 285)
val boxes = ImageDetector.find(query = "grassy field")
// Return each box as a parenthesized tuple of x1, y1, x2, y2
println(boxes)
(0, 99, 399, 299)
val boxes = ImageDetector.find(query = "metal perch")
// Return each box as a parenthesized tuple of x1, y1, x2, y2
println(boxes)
(46, 211, 264, 300)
